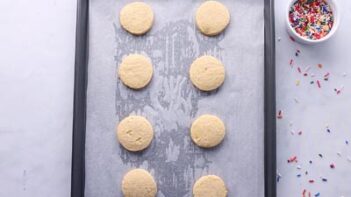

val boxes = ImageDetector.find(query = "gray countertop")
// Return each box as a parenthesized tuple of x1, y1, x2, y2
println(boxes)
(0, 0, 76, 196)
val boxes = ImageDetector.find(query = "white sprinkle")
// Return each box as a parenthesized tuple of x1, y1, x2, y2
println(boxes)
(297, 165, 302, 170)
(342, 72, 347, 77)
(337, 152, 342, 157)
(311, 73, 315, 77)
(340, 85, 345, 91)
(294, 98, 299, 103)
(277, 37, 281, 42)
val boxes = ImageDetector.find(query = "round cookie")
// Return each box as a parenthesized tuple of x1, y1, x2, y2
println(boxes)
(195, 1, 230, 36)
(117, 116, 154, 152)
(118, 54, 153, 89)
(119, 2, 154, 35)
(189, 55, 225, 91)
(193, 175, 228, 197)
(190, 115, 225, 148)
(122, 169, 157, 197)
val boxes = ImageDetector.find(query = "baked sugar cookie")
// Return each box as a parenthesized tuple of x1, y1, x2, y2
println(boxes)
(193, 175, 227, 197)
(195, 1, 230, 36)
(120, 2, 154, 35)
(122, 169, 157, 197)
(189, 55, 225, 91)
(190, 115, 225, 148)
(118, 54, 153, 89)
(117, 116, 154, 152)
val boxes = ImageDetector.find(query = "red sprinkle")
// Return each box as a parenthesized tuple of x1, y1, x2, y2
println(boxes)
(289, 35, 296, 42)
(298, 131, 302, 135)
(330, 163, 335, 169)
(288, 156, 298, 163)
(309, 179, 315, 183)
(277, 110, 283, 119)
(290, 59, 294, 66)
(318, 64, 323, 68)
(298, 67, 302, 73)
(317, 80, 321, 88)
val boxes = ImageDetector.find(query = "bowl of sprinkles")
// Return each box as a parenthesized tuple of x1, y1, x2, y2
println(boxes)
(287, 0, 339, 44)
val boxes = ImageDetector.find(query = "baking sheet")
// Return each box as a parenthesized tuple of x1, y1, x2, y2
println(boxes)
(85, 0, 265, 196)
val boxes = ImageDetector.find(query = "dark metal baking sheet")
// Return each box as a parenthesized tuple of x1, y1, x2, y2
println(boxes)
(71, 0, 276, 196)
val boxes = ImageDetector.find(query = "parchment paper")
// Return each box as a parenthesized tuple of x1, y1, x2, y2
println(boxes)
(85, 0, 264, 196)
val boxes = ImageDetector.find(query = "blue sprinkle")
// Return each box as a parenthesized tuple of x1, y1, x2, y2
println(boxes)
(297, 174, 301, 178)
(322, 178, 328, 182)
(315, 192, 320, 197)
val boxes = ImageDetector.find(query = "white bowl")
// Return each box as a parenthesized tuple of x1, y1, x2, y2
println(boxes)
(286, 0, 340, 44)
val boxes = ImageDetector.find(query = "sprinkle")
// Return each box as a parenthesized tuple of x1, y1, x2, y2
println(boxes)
(297, 174, 302, 177)
(305, 171, 309, 175)
(289, 122, 294, 127)
(337, 152, 342, 157)
(334, 85, 344, 95)
(303, 189, 307, 196)
(298, 131, 303, 135)
(277, 110, 283, 119)
(288, 155, 298, 163)
(294, 97, 299, 103)
(309, 160, 313, 164)
(318, 64, 323, 69)
(290, 59, 294, 66)
(318, 154, 323, 158)
(297, 165, 302, 169)
(346, 140, 349, 145)
(289, 35, 296, 42)
(342, 72, 347, 77)
(330, 163, 335, 169)
(295, 49, 301, 56)
(277, 172, 282, 182)
(324, 72, 330, 81)
(321, 177, 328, 182)
(317, 80, 321, 88)
(326, 128, 331, 133)
(310, 81, 314, 84)
(311, 73, 315, 77)
(290, 130, 295, 135)
(296, 80, 301, 86)
(277, 37, 281, 42)
(315, 193, 320, 197)
(309, 179, 315, 183)
(298, 67, 302, 73)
